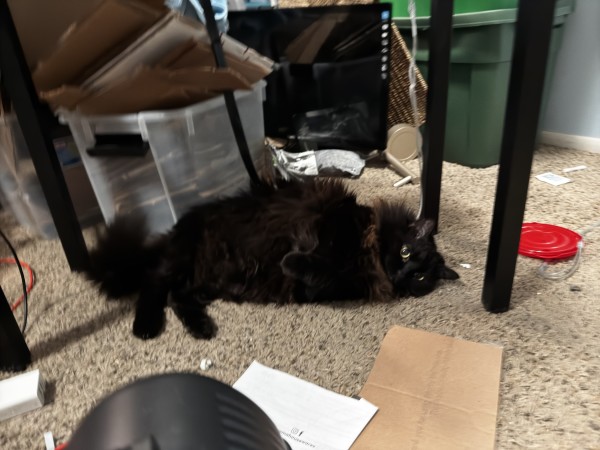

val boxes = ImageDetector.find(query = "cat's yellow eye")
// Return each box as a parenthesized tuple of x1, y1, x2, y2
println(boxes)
(400, 245, 411, 261)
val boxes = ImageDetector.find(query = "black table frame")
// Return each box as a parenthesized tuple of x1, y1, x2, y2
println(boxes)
(412, 0, 558, 313)
(0, 0, 558, 369)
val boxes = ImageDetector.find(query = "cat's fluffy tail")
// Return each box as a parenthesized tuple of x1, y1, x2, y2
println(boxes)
(85, 216, 167, 299)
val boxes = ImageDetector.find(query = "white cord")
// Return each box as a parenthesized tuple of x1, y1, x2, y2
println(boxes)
(537, 219, 600, 280)
(407, 0, 425, 217)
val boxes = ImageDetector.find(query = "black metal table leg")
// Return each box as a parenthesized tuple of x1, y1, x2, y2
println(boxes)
(482, 0, 557, 312)
(420, 0, 453, 232)
(0, 0, 90, 272)
(0, 285, 30, 372)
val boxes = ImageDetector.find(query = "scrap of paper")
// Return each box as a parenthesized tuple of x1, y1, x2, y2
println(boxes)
(536, 172, 572, 186)
(233, 361, 378, 450)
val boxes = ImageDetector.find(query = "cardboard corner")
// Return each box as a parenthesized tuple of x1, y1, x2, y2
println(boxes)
(157, 38, 274, 85)
(39, 86, 91, 112)
(31, 0, 164, 91)
(352, 326, 503, 450)
(70, 66, 250, 115)
(29, 0, 273, 114)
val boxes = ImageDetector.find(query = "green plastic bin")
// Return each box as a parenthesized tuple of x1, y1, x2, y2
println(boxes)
(394, 1, 574, 167)
(385, 0, 517, 20)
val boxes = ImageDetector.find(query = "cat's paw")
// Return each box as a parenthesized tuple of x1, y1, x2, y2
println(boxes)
(182, 314, 218, 340)
(132, 310, 165, 340)
(281, 252, 310, 278)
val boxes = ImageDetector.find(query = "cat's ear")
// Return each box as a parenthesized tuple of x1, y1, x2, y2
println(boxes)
(437, 264, 459, 280)
(413, 219, 435, 239)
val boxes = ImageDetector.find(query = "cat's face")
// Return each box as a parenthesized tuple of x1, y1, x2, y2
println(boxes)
(380, 218, 459, 297)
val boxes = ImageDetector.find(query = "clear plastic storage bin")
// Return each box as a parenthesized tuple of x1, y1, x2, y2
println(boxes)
(0, 114, 101, 239)
(0, 115, 60, 239)
(61, 81, 267, 233)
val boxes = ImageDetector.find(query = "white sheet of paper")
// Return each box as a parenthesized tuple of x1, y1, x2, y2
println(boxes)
(536, 172, 572, 186)
(233, 361, 378, 450)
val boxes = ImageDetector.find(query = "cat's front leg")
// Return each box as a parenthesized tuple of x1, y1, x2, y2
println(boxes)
(171, 296, 218, 340)
(133, 279, 170, 339)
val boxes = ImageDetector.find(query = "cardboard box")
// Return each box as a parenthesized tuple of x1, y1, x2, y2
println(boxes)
(32, 0, 274, 115)
(352, 326, 503, 450)
(31, 0, 166, 92)
(159, 38, 272, 85)
(8, 0, 168, 70)
(8, 0, 104, 68)
(49, 66, 251, 115)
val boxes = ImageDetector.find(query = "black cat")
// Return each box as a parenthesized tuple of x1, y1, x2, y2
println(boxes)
(85, 178, 459, 339)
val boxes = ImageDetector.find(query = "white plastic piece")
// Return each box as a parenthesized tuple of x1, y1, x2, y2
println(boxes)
(0, 369, 45, 421)
(44, 431, 55, 450)
(393, 176, 412, 187)
(535, 172, 572, 186)
(460, 263, 471, 269)
(562, 165, 587, 173)
(200, 358, 214, 371)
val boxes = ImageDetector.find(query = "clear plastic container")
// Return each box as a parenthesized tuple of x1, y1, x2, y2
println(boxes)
(61, 81, 267, 233)
(0, 114, 102, 238)
(140, 81, 266, 220)
(0, 115, 58, 238)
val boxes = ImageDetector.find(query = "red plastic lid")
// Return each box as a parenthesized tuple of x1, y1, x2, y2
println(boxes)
(519, 222, 582, 260)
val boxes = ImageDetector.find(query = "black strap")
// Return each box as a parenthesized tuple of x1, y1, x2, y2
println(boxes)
(198, 0, 263, 186)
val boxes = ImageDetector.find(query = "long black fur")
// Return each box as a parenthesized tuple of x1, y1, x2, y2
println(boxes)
(85, 178, 458, 339)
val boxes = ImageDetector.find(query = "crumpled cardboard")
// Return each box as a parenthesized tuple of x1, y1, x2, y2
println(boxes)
(43, 66, 251, 115)
(158, 38, 271, 86)
(30, 0, 274, 115)
(31, 0, 166, 91)
(352, 326, 503, 450)
(8, 0, 104, 68)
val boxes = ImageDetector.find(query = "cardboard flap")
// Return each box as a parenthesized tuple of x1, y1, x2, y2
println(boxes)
(31, 0, 273, 114)
(40, 86, 91, 111)
(8, 0, 104, 68)
(82, 13, 211, 90)
(165, 67, 252, 91)
(32, 0, 164, 91)
(352, 326, 503, 450)
(68, 66, 250, 115)
(159, 38, 273, 85)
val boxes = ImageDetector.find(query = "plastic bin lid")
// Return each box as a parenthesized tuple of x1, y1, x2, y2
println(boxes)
(393, 0, 574, 28)
(519, 222, 582, 260)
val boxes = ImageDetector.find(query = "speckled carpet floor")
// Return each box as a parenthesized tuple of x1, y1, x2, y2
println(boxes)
(1, 145, 599, 449)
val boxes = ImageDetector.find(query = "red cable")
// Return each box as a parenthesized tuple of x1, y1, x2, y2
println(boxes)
(0, 257, 35, 311)
(55, 444, 68, 450)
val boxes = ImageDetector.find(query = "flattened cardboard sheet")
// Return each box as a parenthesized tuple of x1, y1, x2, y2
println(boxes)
(43, 66, 249, 115)
(352, 326, 503, 450)
(8, 0, 104, 68)
(31, 0, 165, 91)
(159, 38, 271, 85)
(83, 12, 202, 90)
(31, 0, 273, 114)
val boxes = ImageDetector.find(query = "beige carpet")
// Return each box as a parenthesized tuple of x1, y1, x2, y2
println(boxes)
(1, 145, 599, 449)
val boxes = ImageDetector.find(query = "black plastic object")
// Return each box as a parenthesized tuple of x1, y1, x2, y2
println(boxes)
(0, 285, 31, 372)
(87, 134, 150, 157)
(228, 4, 391, 152)
(67, 373, 291, 450)
(199, 0, 262, 186)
